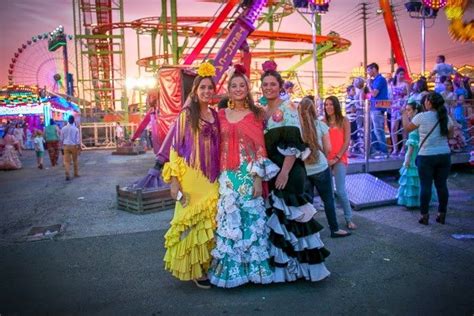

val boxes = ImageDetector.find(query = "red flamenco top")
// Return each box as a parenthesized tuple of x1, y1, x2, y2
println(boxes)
(218, 109, 267, 171)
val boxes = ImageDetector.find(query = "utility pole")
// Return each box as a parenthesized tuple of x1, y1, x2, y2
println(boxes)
(161, 0, 169, 64)
(316, 14, 323, 96)
(170, 0, 179, 64)
(361, 2, 368, 76)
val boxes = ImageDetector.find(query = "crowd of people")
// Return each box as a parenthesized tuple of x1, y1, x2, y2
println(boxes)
(158, 56, 472, 289)
(343, 55, 472, 159)
(0, 117, 82, 180)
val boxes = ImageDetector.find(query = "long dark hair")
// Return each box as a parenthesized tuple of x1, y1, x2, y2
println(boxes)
(393, 67, 405, 86)
(426, 92, 449, 136)
(415, 78, 428, 93)
(324, 96, 344, 127)
(187, 76, 216, 133)
(228, 72, 262, 118)
(260, 70, 284, 90)
(298, 97, 320, 164)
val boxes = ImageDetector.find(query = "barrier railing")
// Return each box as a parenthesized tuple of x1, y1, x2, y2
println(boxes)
(80, 122, 137, 150)
(343, 97, 473, 172)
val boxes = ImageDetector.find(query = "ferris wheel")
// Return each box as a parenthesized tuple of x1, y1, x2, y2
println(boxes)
(7, 31, 76, 95)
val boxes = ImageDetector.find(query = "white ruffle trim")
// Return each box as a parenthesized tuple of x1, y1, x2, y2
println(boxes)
(266, 217, 325, 251)
(273, 262, 330, 283)
(209, 269, 273, 288)
(271, 192, 317, 223)
(277, 146, 311, 160)
(246, 157, 280, 181)
(212, 172, 271, 264)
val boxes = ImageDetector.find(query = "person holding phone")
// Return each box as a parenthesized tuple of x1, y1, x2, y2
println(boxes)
(161, 62, 220, 289)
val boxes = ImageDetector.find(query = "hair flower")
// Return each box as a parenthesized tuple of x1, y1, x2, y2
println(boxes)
(262, 60, 278, 72)
(197, 61, 216, 77)
(233, 64, 247, 75)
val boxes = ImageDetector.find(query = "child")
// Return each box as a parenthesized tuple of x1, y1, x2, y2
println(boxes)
(33, 130, 45, 169)
(397, 102, 423, 208)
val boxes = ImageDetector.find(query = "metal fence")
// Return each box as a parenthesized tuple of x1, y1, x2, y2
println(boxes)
(341, 98, 473, 172)
(80, 122, 138, 150)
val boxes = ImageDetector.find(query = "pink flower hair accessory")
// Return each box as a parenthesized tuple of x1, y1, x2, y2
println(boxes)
(262, 60, 277, 72)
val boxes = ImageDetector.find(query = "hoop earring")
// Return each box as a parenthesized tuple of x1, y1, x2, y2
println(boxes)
(244, 97, 250, 109)
(227, 99, 234, 109)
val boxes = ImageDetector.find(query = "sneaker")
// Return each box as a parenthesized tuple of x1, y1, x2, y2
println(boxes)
(66, 176, 71, 181)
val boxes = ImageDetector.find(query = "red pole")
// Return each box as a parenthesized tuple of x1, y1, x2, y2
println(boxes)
(183, 0, 239, 65)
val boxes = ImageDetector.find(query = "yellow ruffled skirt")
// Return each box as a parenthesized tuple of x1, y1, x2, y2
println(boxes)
(162, 149, 218, 281)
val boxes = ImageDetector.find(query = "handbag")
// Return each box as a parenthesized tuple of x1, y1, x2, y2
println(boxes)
(415, 120, 440, 166)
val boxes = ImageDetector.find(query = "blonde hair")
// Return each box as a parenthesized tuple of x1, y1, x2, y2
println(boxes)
(34, 130, 43, 137)
(298, 97, 320, 165)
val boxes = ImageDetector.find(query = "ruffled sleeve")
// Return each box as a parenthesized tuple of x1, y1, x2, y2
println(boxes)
(275, 101, 310, 161)
(162, 149, 187, 183)
(161, 111, 188, 183)
(406, 130, 419, 148)
(246, 157, 280, 181)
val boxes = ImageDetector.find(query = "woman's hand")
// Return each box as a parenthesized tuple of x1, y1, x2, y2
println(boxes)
(275, 171, 289, 190)
(328, 158, 338, 167)
(170, 177, 182, 200)
(253, 177, 263, 198)
(404, 160, 410, 168)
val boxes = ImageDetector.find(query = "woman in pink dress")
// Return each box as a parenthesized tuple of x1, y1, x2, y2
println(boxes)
(0, 126, 22, 170)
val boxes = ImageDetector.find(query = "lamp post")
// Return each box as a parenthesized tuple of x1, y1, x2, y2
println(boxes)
(293, 0, 331, 98)
(405, 0, 447, 75)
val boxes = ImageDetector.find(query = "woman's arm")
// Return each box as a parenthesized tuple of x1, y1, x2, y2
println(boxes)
(402, 111, 418, 133)
(322, 132, 331, 157)
(336, 117, 351, 158)
(275, 155, 296, 190)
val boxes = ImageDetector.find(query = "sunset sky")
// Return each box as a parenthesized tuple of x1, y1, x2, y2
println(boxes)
(1, 0, 473, 93)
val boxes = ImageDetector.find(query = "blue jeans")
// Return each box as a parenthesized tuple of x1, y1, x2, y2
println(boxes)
(332, 162, 353, 223)
(371, 110, 387, 153)
(416, 154, 451, 215)
(304, 167, 340, 232)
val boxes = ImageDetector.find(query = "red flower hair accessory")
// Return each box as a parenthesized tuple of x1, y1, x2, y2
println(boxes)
(262, 60, 277, 72)
(233, 64, 247, 76)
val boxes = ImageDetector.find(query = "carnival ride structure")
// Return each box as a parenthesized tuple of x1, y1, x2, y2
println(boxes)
(71, 0, 353, 116)
(7, 33, 76, 96)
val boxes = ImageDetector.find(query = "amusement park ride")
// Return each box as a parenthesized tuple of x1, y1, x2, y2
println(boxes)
(4, 0, 472, 210)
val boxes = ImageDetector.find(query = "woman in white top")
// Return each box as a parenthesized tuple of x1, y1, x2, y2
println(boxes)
(402, 92, 454, 225)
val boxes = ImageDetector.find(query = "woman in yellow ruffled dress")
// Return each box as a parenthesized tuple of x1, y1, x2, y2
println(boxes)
(162, 63, 220, 288)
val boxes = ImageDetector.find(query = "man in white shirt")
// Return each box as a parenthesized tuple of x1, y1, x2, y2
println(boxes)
(430, 55, 457, 91)
(60, 115, 81, 180)
(115, 122, 124, 145)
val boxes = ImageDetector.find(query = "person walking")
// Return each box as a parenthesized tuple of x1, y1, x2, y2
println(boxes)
(261, 60, 330, 283)
(208, 65, 279, 288)
(33, 130, 45, 169)
(402, 92, 454, 225)
(323, 96, 357, 230)
(44, 119, 61, 167)
(161, 62, 220, 289)
(13, 123, 25, 154)
(60, 116, 81, 180)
